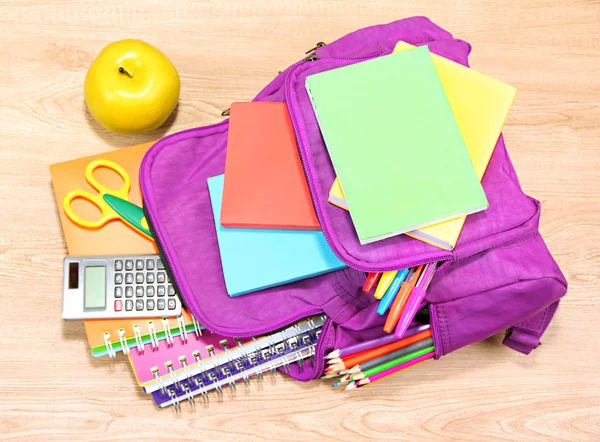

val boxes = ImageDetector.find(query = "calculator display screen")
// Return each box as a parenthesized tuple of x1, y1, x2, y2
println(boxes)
(84, 266, 106, 309)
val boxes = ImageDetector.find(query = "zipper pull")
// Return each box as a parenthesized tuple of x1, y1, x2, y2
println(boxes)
(303, 41, 326, 62)
(221, 108, 230, 117)
(305, 42, 326, 54)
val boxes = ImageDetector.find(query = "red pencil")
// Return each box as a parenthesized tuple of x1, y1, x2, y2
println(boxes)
(362, 272, 382, 293)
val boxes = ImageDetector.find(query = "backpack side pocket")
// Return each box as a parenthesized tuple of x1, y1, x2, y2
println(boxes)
(429, 233, 567, 357)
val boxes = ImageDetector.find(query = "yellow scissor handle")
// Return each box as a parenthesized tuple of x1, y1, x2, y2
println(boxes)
(63, 189, 120, 229)
(85, 159, 131, 201)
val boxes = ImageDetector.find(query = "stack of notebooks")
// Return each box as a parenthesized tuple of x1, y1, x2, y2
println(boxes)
(50, 143, 325, 410)
(211, 102, 346, 297)
(318, 42, 516, 249)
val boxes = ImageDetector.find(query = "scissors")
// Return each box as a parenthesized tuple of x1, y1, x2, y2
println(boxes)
(63, 159, 153, 239)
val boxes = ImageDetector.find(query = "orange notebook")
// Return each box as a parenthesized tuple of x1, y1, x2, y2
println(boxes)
(51, 142, 173, 356)
(220, 102, 320, 230)
(50, 141, 157, 256)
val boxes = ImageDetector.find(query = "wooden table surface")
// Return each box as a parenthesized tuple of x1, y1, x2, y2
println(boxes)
(1, 1, 599, 440)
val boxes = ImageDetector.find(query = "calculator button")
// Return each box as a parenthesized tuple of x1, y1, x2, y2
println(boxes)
(136, 259, 144, 270)
(157, 272, 166, 283)
(157, 299, 166, 310)
(136, 273, 144, 284)
(157, 286, 166, 297)
(136, 286, 144, 298)
(125, 286, 133, 298)
(114, 287, 123, 298)
(114, 273, 123, 284)
(157, 259, 165, 270)
(114, 300, 123, 312)
(125, 259, 134, 270)
(146, 273, 155, 284)
(146, 259, 155, 270)
(146, 299, 155, 311)
(136, 300, 144, 311)
(146, 286, 155, 297)
(168, 284, 176, 297)
(114, 260, 123, 271)
(168, 299, 177, 310)
(125, 300, 133, 311)
(125, 273, 134, 284)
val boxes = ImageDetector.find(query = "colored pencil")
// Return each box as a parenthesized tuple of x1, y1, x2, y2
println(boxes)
(362, 272, 382, 293)
(377, 268, 410, 315)
(326, 328, 432, 373)
(373, 270, 398, 299)
(350, 345, 434, 382)
(325, 323, 430, 360)
(346, 337, 434, 378)
(356, 352, 433, 387)
(395, 262, 438, 338)
(383, 264, 424, 333)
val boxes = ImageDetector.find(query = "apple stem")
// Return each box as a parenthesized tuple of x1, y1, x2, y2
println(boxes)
(118, 67, 133, 78)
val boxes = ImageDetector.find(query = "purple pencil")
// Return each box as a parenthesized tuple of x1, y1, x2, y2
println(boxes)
(354, 351, 434, 388)
(325, 323, 430, 360)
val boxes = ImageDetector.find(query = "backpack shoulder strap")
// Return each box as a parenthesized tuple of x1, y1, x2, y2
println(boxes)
(503, 301, 560, 354)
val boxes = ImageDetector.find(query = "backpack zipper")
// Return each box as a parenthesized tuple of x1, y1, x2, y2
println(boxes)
(303, 42, 326, 61)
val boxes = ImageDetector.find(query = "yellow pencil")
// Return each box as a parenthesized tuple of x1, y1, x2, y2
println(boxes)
(373, 270, 398, 299)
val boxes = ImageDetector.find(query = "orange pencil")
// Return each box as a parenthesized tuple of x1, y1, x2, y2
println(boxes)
(383, 264, 424, 333)
(329, 329, 432, 371)
(325, 347, 372, 370)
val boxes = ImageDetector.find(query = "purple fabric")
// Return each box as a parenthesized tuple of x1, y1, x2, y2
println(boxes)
(140, 17, 567, 381)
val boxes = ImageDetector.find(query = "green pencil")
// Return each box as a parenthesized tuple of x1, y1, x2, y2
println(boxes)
(350, 346, 434, 382)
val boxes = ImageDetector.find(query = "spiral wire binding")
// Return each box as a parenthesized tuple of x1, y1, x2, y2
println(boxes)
(162, 318, 174, 346)
(103, 332, 116, 358)
(192, 317, 203, 337)
(177, 315, 188, 344)
(180, 356, 194, 385)
(250, 338, 264, 379)
(152, 367, 167, 394)
(118, 328, 130, 356)
(182, 383, 195, 409)
(219, 341, 237, 390)
(151, 315, 326, 410)
(133, 325, 144, 354)
(168, 388, 181, 413)
(165, 362, 181, 390)
(235, 338, 251, 385)
(148, 321, 159, 350)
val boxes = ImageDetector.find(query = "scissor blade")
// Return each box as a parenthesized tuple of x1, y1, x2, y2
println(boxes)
(103, 194, 153, 239)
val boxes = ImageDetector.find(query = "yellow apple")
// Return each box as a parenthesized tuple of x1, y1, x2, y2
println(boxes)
(84, 39, 180, 134)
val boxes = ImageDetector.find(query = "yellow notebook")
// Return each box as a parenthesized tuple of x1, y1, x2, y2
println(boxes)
(328, 41, 517, 250)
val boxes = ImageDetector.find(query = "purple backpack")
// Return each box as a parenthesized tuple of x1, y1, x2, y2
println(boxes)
(140, 17, 567, 382)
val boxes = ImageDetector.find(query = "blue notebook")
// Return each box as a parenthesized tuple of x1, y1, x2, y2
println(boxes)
(208, 175, 346, 296)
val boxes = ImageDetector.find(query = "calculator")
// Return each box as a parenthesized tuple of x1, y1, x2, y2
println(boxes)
(62, 254, 182, 320)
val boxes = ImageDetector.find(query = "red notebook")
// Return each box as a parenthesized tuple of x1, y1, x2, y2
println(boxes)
(221, 102, 320, 230)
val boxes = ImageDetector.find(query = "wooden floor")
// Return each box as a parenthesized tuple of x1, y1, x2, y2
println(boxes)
(1, 1, 599, 440)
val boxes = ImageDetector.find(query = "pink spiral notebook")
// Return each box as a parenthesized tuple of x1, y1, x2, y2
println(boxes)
(128, 329, 245, 388)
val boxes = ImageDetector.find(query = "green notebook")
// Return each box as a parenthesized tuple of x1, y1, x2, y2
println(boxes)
(305, 46, 488, 245)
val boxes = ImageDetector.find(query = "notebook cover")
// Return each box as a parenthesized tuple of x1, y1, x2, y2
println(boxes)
(221, 102, 320, 230)
(50, 142, 183, 354)
(306, 45, 488, 245)
(328, 42, 517, 250)
(208, 174, 346, 297)
(128, 329, 239, 387)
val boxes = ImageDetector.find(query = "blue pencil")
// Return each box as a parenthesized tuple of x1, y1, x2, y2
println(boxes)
(377, 268, 409, 315)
